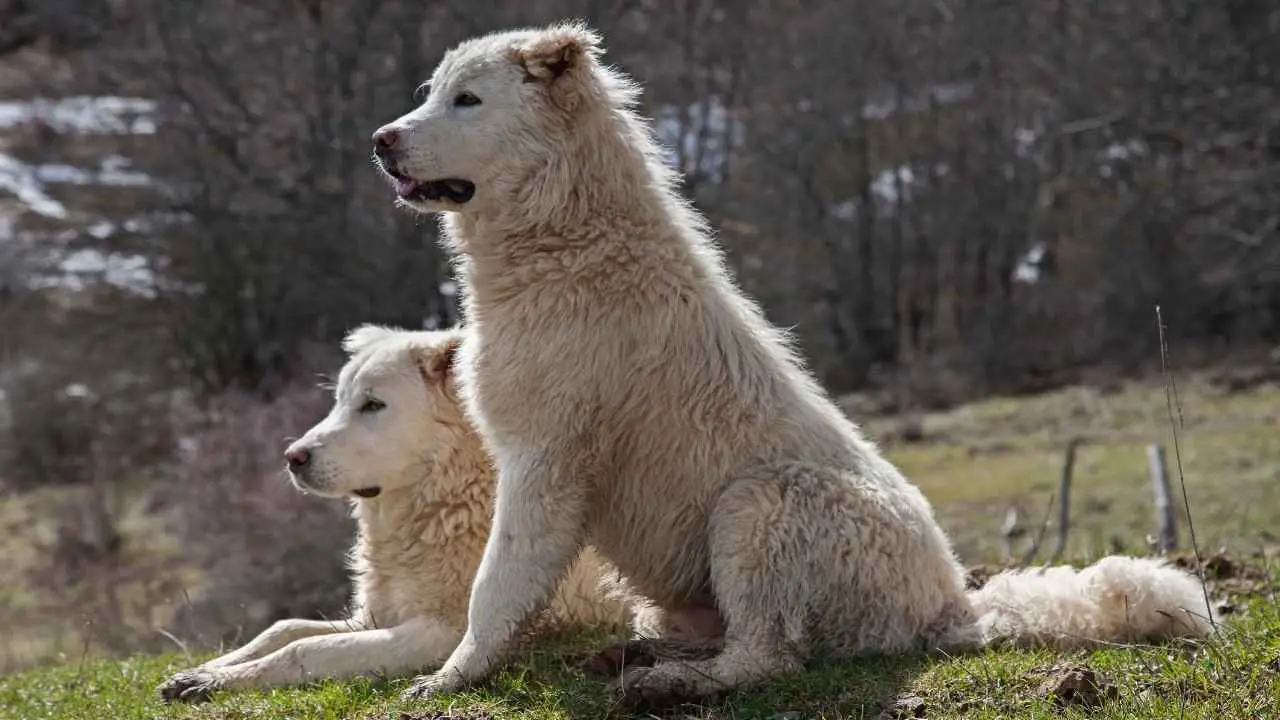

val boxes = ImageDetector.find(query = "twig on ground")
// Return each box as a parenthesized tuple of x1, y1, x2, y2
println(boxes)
(155, 628, 191, 661)
(75, 624, 92, 685)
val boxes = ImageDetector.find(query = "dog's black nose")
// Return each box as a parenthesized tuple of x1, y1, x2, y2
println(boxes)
(373, 126, 400, 153)
(285, 448, 310, 471)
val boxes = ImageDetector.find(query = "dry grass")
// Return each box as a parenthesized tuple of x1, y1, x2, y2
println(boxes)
(852, 369, 1280, 562)
(0, 379, 348, 674)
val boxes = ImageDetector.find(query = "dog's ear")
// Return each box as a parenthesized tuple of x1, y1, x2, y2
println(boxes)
(415, 334, 462, 387)
(343, 324, 397, 356)
(514, 22, 600, 84)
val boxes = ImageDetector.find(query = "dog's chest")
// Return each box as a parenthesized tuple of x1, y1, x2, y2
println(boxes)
(351, 505, 485, 630)
(461, 327, 598, 444)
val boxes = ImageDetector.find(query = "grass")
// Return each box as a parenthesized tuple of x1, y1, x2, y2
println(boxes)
(2, 575, 1277, 720)
(2, 369, 1278, 717)
(0, 476, 189, 673)
(855, 372, 1280, 561)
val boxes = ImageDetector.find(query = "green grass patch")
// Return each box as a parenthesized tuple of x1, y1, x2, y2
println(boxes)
(4, 584, 1278, 720)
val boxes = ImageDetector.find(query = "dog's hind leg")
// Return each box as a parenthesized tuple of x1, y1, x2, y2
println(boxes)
(612, 461, 962, 706)
(610, 467, 818, 706)
(584, 603, 727, 677)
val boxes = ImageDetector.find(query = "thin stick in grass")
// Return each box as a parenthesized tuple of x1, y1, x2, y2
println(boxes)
(1155, 305, 1217, 632)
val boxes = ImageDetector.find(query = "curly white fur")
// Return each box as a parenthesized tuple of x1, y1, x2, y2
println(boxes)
(372, 22, 1216, 704)
(961, 556, 1213, 649)
(158, 327, 626, 702)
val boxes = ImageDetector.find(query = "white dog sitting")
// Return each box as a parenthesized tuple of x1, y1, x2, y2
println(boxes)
(158, 325, 627, 703)
(369, 23, 1216, 706)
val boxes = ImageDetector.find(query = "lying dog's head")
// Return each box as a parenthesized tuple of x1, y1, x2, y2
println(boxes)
(283, 325, 467, 500)
(369, 22, 605, 215)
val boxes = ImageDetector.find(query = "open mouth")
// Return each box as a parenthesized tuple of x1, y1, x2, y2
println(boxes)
(384, 167, 475, 205)
(352, 486, 382, 499)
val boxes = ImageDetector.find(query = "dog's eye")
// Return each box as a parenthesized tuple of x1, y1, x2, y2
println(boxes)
(454, 92, 481, 107)
(359, 398, 386, 414)
(414, 82, 431, 103)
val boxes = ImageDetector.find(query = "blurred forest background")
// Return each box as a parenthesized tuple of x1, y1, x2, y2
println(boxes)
(0, 0, 1277, 674)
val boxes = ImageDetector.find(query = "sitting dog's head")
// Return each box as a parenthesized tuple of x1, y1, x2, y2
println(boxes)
(283, 325, 467, 500)
(369, 22, 605, 215)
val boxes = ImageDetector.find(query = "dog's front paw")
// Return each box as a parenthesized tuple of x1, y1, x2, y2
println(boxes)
(400, 670, 465, 701)
(157, 669, 223, 704)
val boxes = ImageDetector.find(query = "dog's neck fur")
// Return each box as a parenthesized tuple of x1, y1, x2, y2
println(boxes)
(346, 423, 493, 618)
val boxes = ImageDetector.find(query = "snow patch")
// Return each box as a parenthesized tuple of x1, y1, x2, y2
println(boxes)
(0, 96, 157, 135)
(830, 199, 858, 222)
(1014, 127, 1039, 158)
(830, 163, 950, 222)
(0, 153, 68, 218)
(1013, 242, 1048, 283)
(35, 248, 157, 297)
(861, 83, 975, 121)
(653, 97, 743, 183)
(1, 152, 155, 221)
(35, 155, 153, 188)
(871, 166, 916, 205)
(63, 383, 93, 400)
(87, 220, 116, 239)
(1100, 140, 1146, 161)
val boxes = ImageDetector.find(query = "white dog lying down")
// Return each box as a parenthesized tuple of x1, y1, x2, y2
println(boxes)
(158, 326, 628, 702)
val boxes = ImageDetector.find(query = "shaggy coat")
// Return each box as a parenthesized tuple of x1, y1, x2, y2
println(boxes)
(373, 23, 1217, 704)
(158, 327, 625, 702)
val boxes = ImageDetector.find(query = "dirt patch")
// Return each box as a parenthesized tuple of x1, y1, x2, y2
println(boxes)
(964, 563, 1013, 590)
(881, 416, 931, 445)
(396, 707, 496, 712)
(875, 692, 927, 718)
(1034, 665, 1118, 708)
(966, 442, 1017, 458)
(575, 640, 657, 676)
(1171, 550, 1275, 601)
(573, 638, 719, 677)
(1208, 366, 1279, 395)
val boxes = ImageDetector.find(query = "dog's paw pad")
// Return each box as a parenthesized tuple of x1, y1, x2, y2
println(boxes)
(157, 670, 221, 704)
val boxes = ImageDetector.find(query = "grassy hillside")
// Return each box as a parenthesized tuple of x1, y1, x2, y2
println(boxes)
(853, 369, 1280, 563)
(1, 368, 1277, 718)
(1, 566, 1277, 720)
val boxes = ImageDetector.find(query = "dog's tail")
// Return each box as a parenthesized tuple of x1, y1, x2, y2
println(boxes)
(943, 555, 1217, 650)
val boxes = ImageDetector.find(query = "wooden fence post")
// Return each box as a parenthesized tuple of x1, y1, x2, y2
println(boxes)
(1001, 506, 1024, 562)
(1049, 437, 1080, 562)
(1148, 443, 1178, 554)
